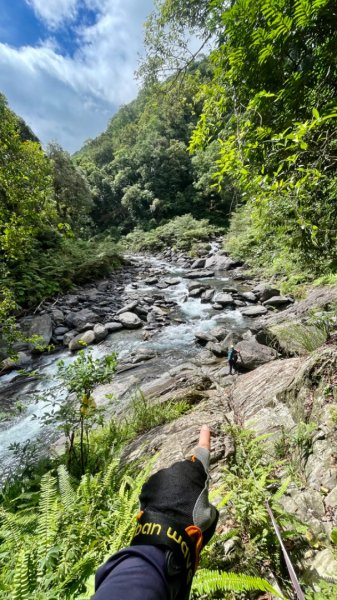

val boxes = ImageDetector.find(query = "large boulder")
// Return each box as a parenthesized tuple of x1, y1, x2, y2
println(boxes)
(191, 258, 206, 269)
(212, 293, 234, 306)
(69, 330, 96, 351)
(263, 295, 293, 307)
(51, 308, 65, 324)
(195, 330, 217, 345)
(184, 270, 214, 279)
(66, 309, 99, 329)
(29, 314, 53, 349)
(240, 305, 268, 317)
(105, 321, 124, 333)
(201, 289, 215, 303)
(237, 291, 257, 303)
(118, 312, 142, 329)
(236, 338, 278, 370)
(1, 351, 32, 372)
(117, 301, 138, 315)
(252, 284, 280, 303)
(205, 254, 242, 271)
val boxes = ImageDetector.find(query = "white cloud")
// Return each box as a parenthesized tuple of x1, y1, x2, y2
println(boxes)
(25, 0, 79, 29)
(0, 0, 153, 152)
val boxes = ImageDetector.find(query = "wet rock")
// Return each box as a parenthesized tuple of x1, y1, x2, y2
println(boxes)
(201, 289, 215, 303)
(29, 314, 53, 349)
(263, 295, 293, 307)
(93, 323, 108, 342)
(240, 305, 268, 317)
(234, 300, 246, 307)
(131, 348, 156, 364)
(78, 322, 96, 333)
(64, 295, 79, 307)
(118, 312, 142, 329)
(236, 338, 278, 370)
(144, 277, 159, 285)
(1, 351, 32, 372)
(185, 270, 214, 279)
(66, 309, 99, 329)
(105, 321, 124, 333)
(188, 281, 205, 292)
(164, 277, 181, 286)
(212, 293, 234, 306)
(69, 330, 96, 351)
(195, 331, 217, 345)
(222, 286, 238, 293)
(191, 258, 206, 269)
(117, 301, 138, 315)
(189, 287, 205, 298)
(212, 303, 224, 310)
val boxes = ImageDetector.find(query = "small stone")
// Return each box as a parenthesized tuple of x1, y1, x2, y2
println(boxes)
(93, 324, 108, 342)
(105, 322, 124, 332)
(118, 312, 142, 329)
(117, 301, 138, 315)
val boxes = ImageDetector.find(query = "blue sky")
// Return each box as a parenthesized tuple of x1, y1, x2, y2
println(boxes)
(0, 0, 153, 152)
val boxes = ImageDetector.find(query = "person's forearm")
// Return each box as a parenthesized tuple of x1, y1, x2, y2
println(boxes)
(93, 546, 171, 600)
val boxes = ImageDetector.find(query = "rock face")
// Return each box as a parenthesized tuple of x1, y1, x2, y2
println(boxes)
(117, 311, 142, 329)
(29, 314, 53, 348)
(236, 338, 278, 370)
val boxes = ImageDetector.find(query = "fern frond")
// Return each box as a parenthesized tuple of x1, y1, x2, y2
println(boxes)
(272, 476, 291, 502)
(57, 465, 76, 512)
(37, 473, 58, 558)
(192, 569, 285, 598)
(13, 549, 31, 600)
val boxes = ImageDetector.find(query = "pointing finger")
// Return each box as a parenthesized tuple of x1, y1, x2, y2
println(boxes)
(198, 424, 211, 450)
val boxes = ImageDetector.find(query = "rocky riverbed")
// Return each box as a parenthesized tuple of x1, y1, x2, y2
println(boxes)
(1, 243, 337, 586)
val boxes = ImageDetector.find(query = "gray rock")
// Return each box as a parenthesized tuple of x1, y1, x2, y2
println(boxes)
(236, 338, 278, 370)
(205, 254, 242, 271)
(78, 322, 96, 333)
(144, 277, 159, 285)
(69, 330, 96, 351)
(238, 292, 257, 303)
(212, 303, 223, 310)
(105, 322, 124, 333)
(212, 293, 234, 306)
(188, 281, 206, 292)
(131, 349, 156, 364)
(185, 270, 214, 279)
(65, 295, 79, 307)
(206, 341, 226, 356)
(117, 301, 138, 315)
(325, 485, 337, 508)
(201, 289, 215, 303)
(263, 295, 292, 307)
(195, 331, 217, 345)
(164, 277, 181, 286)
(209, 327, 228, 341)
(66, 309, 99, 329)
(63, 330, 77, 345)
(93, 323, 108, 342)
(51, 308, 64, 324)
(191, 258, 206, 269)
(118, 312, 142, 329)
(189, 287, 204, 298)
(29, 314, 53, 349)
(252, 284, 280, 303)
(240, 305, 268, 317)
(234, 300, 246, 307)
(222, 286, 238, 293)
(305, 549, 337, 583)
(54, 326, 69, 336)
(1, 351, 32, 372)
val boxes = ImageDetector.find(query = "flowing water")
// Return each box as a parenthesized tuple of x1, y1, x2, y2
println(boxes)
(0, 254, 250, 480)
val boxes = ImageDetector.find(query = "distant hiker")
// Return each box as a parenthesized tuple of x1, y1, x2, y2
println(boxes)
(228, 344, 240, 375)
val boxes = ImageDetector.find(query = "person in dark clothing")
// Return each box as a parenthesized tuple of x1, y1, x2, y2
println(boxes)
(228, 344, 240, 375)
(93, 425, 218, 600)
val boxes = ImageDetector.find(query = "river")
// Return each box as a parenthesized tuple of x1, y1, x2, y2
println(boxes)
(0, 252, 251, 481)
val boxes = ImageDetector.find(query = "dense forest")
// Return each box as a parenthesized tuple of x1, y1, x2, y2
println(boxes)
(1, 0, 337, 598)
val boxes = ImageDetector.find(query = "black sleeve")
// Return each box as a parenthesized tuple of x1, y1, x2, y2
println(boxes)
(93, 545, 171, 600)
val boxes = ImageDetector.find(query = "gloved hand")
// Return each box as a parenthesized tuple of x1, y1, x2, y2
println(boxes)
(131, 425, 219, 599)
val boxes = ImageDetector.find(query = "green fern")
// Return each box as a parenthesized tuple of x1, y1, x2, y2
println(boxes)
(192, 568, 285, 598)
(58, 465, 76, 513)
(13, 549, 31, 600)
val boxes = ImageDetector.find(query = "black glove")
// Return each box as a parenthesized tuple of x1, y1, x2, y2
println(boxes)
(131, 426, 219, 599)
